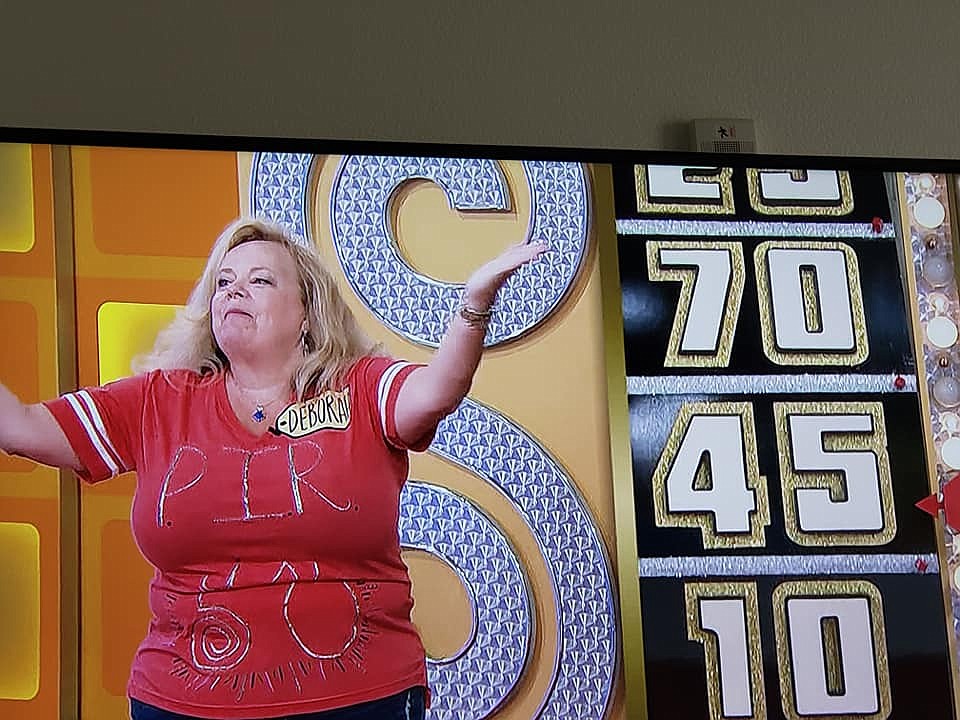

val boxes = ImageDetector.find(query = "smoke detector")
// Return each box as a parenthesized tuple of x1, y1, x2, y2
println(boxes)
(690, 118, 757, 153)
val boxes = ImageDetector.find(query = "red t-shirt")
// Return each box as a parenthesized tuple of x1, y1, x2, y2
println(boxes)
(45, 356, 432, 719)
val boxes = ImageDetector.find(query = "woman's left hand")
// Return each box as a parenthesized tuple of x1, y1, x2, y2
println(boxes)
(462, 240, 549, 309)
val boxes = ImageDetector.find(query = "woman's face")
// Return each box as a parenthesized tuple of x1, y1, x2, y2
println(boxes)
(211, 240, 305, 365)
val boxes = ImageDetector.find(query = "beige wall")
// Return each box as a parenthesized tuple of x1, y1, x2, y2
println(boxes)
(0, 2, 959, 159)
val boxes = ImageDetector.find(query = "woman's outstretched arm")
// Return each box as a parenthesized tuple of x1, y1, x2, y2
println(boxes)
(394, 241, 547, 446)
(0, 381, 81, 471)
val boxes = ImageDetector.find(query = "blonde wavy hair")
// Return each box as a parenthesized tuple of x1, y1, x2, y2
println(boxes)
(135, 217, 380, 399)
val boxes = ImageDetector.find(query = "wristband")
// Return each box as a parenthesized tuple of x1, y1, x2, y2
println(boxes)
(459, 302, 492, 331)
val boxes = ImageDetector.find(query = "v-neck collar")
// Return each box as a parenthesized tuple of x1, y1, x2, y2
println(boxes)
(213, 372, 293, 446)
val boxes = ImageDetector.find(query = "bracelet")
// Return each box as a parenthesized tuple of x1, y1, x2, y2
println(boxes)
(459, 302, 492, 331)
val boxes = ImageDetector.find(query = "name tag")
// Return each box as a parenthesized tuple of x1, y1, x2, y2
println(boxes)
(272, 388, 351, 438)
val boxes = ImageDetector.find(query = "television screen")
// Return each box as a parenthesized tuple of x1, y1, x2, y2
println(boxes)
(1, 131, 958, 720)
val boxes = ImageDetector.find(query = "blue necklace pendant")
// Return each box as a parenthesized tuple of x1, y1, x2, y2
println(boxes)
(252, 404, 266, 423)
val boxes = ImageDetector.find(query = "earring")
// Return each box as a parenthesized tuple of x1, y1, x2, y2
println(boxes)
(300, 331, 309, 354)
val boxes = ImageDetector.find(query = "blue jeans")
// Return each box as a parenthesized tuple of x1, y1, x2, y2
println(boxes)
(129, 687, 427, 720)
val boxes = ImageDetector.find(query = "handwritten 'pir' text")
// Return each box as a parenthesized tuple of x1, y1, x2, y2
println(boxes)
(158, 439, 349, 528)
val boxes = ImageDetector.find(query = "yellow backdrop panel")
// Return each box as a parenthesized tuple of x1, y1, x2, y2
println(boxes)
(0, 520, 40, 699)
(0, 143, 35, 253)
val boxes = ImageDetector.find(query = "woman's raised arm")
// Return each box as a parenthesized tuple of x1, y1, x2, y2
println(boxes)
(0, 381, 81, 471)
(394, 241, 547, 446)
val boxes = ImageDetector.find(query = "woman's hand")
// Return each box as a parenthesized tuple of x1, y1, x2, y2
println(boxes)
(462, 240, 549, 309)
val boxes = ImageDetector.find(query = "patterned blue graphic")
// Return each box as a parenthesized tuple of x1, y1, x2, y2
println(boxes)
(400, 482, 532, 718)
(330, 156, 589, 347)
(251, 153, 616, 719)
(249, 152, 314, 242)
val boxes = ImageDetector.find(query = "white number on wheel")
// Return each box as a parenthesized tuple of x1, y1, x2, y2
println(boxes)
(653, 402, 770, 548)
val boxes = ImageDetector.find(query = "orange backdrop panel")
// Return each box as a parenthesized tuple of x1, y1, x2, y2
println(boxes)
(0, 144, 61, 720)
(73, 147, 239, 720)
(87, 147, 238, 258)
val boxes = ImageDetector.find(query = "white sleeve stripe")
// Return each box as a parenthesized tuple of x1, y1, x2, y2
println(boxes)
(377, 361, 411, 440)
(76, 389, 125, 469)
(63, 393, 121, 477)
